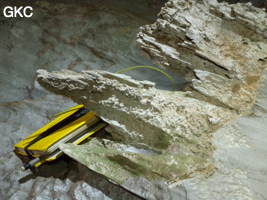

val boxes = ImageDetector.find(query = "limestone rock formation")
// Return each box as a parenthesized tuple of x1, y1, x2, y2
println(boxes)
(35, 1, 267, 199)
(137, 0, 267, 113)
(0, 0, 165, 199)
(37, 69, 235, 185)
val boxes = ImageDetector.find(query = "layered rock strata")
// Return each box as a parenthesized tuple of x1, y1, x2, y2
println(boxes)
(137, 0, 267, 113)
(37, 69, 234, 184)
(0, 1, 166, 199)
(36, 0, 267, 198)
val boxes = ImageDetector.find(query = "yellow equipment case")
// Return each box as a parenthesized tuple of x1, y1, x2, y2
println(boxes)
(14, 105, 106, 170)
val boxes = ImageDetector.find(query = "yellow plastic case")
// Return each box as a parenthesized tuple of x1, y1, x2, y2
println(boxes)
(14, 105, 106, 168)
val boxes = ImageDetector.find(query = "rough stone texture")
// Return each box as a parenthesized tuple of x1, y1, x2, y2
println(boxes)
(0, 0, 167, 199)
(137, 0, 267, 112)
(180, 69, 267, 200)
(0, 97, 144, 200)
(35, 1, 267, 200)
(37, 69, 235, 184)
(217, 0, 267, 8)
(0, 0, 178, 103)
(1, 0, 267, 200)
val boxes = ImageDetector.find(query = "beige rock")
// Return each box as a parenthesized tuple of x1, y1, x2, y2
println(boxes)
(37, 69, 235, 184)
(35, 0, 267, 199)
(137, 0, 267, 112)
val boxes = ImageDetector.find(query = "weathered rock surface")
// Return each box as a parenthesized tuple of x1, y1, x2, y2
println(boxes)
(0, 97, 143, 200)
(217, 0, 267, 9)
(36, 1, 267, 199)
(37, 69, 235, 184)
(137, 0, 267, 112)
(1, 0, 267, 199)
(180, 69, 267, 200)
(0, 0, 175, 103)
(0, 0, 167, 199)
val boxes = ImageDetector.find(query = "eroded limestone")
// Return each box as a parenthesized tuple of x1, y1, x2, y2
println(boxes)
(37, 68, 235, 184)
(137, 0, 267, 112)
(35, 0, 267, 197)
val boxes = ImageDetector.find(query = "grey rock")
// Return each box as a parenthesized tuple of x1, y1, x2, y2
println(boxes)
(36, 1, 267, 199)
(0, 0, 181, 103)
(1, 0, 267, 199)
(0, 0, 167, 199)
(181, 69, 267, 200)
